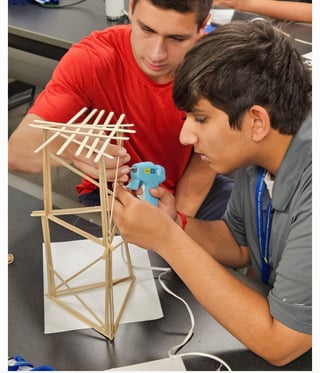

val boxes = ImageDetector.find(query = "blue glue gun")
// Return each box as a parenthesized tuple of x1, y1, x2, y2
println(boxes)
(127, 161, 166, 206)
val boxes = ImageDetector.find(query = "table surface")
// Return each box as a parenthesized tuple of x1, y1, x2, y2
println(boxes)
(8, 185, 312, 371)
(8, 2, 312, 370)
(8, 1, 311, 56)
(8, 0, 129, 48)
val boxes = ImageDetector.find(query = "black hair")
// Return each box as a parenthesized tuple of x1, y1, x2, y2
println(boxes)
(132, 0, 212, 29)
(173, 20, 312, 135)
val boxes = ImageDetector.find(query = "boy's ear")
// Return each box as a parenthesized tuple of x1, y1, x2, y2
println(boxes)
(249, 105, 272, 142)
(128, 0, 134, 20)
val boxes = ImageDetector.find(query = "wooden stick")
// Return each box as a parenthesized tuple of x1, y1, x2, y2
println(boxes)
(86, 112, 114, 159)
(49, 153, 103, 190)
(294, 38, 312, 45)
(32, 206, 104, 217)
(53, 275, 133, 296)
(109, 158, 121, 231)
(111, 275, 135, 338)
(75, 109, 105, 156)
(94, 114, 125, 162)
(30, 125, 132, 140)
(55, 256, 104, 291)
(51, 134, 114, 159)
(32, 107, 88, 153)
(49, 266, 105, 326)
(56, 108, 98, 155)
(31, 120, 135, 131)
(47, 214, 105, 246)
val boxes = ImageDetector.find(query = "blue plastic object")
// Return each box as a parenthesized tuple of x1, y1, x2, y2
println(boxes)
(8, 356, 55, 371)
(8, 0, 59, 5)
(127, 161, 166, 206)
(205, 23, 216, 33)
(33, 0, 58, 4)
(8, 0, 30, 5)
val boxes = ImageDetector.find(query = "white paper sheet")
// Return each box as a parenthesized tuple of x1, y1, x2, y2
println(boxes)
(43, 236, 164, 334)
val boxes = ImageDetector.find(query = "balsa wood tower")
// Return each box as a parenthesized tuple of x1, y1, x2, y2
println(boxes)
(30, 107, 136, 339)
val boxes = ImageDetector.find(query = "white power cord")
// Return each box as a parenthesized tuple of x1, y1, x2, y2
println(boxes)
(157, 268, 232, 371)
(122, 244, 232, 371)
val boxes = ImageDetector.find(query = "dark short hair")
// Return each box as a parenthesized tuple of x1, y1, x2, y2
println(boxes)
(173, 20, 312, 135)
(132, 0, 212, 29)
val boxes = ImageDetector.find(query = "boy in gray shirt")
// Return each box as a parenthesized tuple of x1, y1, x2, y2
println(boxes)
(112, 20, 312, 366)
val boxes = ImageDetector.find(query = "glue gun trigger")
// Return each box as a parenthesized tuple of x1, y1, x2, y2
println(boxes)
(126, 177, 141, 191)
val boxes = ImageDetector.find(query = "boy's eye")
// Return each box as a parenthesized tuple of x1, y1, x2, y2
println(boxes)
(195, 116, 207, 124)
(170, 36, 186, 42)
(142, 26, 153, 34)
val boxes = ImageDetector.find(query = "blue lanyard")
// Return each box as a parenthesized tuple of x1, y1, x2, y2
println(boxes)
(255, 167, 273, 284)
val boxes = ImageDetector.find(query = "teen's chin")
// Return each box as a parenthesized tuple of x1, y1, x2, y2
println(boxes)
(199, 154, 223, 173)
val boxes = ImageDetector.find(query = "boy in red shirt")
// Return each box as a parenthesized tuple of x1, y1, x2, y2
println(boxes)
(8, 0, 233, 219)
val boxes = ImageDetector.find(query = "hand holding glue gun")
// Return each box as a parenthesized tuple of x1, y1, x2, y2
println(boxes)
(126, 161, 166, 206)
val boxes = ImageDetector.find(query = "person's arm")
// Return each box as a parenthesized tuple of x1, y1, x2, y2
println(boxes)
(112, 185, 311, 366)
(8, 113, 131, 181)
(213, 0, 312, 23)
(159, 229, 311, 366)
(174, 152, 217, 217)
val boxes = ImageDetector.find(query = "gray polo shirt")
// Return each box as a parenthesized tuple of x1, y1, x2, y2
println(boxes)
(223, 114, 312, 334)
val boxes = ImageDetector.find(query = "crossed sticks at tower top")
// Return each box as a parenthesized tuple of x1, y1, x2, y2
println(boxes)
(29, 107, 136, 162)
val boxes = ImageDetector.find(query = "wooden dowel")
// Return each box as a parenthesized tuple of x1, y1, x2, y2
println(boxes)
(56, 108, 98, 155)
(54, 134, 114, 159)
(30, 126, 133, 140)
(294, 38, 312, 45)
(86, 112, 114, 158)
(49, 268, 105, 326)
(94, 114, 125, 162)
(109, 158, 121, 229)
(31, 206, 103, 216)
(49, 153, 103, 189)
(75, 109, 105, 156)
(32, 107, 88, 153)
(31, 120, 135, 130)
(55, 255, 104, 291)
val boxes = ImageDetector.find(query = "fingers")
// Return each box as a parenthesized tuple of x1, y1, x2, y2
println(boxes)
(71, 157, 129, 180)
(149, 186, 174, 203)
(69, 141, 131, 180)
(149, 187, 177, 219)
(117, 171, 130, 183)
(105, 143, 129, 159)
(113, 182, 134, 206)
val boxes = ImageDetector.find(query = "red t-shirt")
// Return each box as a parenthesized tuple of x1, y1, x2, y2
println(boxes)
(29, 25, 192, 195)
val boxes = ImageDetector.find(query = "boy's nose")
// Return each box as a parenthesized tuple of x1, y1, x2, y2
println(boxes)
(179, 118, 198, 145)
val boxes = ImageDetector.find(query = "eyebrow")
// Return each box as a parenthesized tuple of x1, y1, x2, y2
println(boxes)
(137, 19, 192, 40)
(190, 108, 206, 114)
